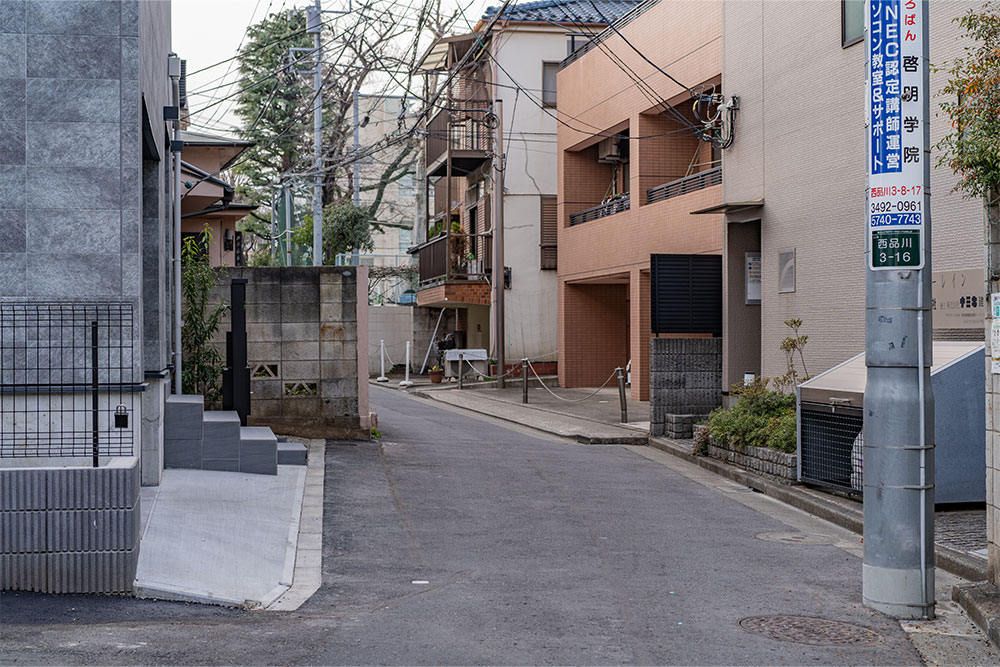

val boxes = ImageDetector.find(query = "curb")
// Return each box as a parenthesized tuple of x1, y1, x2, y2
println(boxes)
(953, 581, 1000, 648)
(413, 389, 648, 445)
(646, 436, 989, 583)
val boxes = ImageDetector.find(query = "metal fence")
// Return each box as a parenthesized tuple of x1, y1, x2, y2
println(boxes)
(0, 302, 137, 462)
(569, 193, 631, 226)
(646, 166, 722, 204)
(798, 404, 864, 494)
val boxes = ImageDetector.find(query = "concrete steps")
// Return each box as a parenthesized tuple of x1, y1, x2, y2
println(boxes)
(277, 441, 308, 466)
(163, 395, 279, 475)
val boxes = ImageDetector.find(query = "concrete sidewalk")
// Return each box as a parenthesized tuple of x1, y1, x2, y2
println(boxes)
(134, 439, 325, 609)
(409, 383, 649, 444)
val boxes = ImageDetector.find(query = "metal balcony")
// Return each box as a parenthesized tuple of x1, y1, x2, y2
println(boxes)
(646, 166, 722, 204)
(569, 193, 631, 226)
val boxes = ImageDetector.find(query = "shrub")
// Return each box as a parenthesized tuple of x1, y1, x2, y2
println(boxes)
(705, 378, 796, 453)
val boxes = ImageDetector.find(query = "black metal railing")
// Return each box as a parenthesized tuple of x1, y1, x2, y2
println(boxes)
(426, 99, 492, 167)
(569, 193, 631, 226)
(0, 302, 137, 461)
(646, 166, 722, 204)
(415, 233, 493, 286)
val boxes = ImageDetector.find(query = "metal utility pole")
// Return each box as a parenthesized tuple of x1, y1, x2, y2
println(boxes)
(863, 0, 934, 619)
(308, 0, 323, 267)
(168, 53, 183, 395)
(491, 99, 505, 388)
(285, 184, 293, 267)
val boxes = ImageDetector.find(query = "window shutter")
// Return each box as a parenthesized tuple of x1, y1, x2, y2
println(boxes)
(540, 195, 558, 270)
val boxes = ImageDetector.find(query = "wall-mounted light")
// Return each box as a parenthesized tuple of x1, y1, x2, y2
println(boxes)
(224, 228, 234, 251)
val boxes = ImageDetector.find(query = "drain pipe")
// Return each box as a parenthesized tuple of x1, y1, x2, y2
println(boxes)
(168, 54, 183, 395)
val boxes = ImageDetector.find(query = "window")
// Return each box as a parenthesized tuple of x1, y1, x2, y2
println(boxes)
(398, 172, 415, 198)
(842, 0, 863, 47)
(540, 195, 557, 270)
(542, 62, 558, 107)
(398, 228, 412, 253)
(778, 249, 796, 293)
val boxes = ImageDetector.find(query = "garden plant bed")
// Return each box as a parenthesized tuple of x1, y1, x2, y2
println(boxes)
(694, 424, 798, 484)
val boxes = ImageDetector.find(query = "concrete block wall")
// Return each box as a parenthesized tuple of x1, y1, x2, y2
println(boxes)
(650, 337, 722, 437)
(208, 266, 369, 439)
(0, 457, 141, 593)
(368, 305, 414, 376)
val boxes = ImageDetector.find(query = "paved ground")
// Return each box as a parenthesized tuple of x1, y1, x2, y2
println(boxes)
(0, 387, 993, 665)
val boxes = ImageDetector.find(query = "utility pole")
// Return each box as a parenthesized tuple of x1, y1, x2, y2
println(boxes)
(308, 0, 323, 267)
(168, 53, 183, 395)
(863, 0, 934, 619)
(492, 99, 505, 388)
(353, 89, 361, 207)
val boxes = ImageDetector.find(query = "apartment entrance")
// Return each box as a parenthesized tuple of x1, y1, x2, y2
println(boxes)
(723, 219, 761, 403)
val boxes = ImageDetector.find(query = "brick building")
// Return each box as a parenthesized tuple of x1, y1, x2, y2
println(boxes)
(556, 0, 723, 400)
(409, 0, 639, 371)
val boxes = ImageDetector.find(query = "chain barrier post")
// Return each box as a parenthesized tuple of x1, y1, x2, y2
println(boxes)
(616, 367, 627, 423)
(522, 359, 529, 404)
(458, 353, 464, 390)
(376, 339, 389, 382)
(399, 341, 413, 387)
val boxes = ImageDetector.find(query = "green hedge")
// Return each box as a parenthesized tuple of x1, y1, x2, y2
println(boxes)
(704, 379, 796, 453)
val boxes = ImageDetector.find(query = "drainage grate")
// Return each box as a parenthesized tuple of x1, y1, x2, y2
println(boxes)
(739, 616, 882, 646)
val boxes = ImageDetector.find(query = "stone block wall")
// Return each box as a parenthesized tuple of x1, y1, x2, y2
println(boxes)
(694, 424, 797, 484)
(0, 457, 141, 593)
(650, 337, 722, 438)
(209, 266, 369, 440)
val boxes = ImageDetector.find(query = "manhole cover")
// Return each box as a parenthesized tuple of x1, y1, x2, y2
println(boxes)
(755, 531, 834, 545)
(739, 615, 882, 646)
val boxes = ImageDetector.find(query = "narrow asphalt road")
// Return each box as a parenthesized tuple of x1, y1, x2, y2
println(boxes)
(1, 386, 923, 665)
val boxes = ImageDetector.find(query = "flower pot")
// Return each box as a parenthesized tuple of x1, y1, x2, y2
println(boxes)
(429, 370, 444, 383)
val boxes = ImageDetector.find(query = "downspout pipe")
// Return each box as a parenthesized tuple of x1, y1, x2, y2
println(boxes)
(169, 54, 183, 396)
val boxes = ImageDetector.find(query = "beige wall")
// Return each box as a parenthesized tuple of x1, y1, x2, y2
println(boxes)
(722, 0, 985, 380)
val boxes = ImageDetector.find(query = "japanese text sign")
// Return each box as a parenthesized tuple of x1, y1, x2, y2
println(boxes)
(867, 0, 926, 270)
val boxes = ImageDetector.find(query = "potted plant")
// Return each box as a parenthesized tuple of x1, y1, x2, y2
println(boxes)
(429, 364, 444, 383)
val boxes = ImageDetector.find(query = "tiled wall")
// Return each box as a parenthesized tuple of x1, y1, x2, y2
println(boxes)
(556, 1, 723, 401)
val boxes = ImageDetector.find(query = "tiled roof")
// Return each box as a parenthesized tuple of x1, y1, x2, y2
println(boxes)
(482, 0, 643, 25)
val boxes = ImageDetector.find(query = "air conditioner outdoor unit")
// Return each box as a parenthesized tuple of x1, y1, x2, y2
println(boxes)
(597, 137, 622, 163)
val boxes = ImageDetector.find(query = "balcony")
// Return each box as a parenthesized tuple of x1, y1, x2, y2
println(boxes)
(646, 166, 722, 204)
(426, 99, 492, 177)
(569, 193, 630, 226)
(414, 232, 493, 286)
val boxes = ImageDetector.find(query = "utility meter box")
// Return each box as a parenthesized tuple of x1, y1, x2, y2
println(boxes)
(797, 342, 985, 505)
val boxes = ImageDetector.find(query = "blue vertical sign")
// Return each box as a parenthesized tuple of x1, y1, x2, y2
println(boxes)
(867, 0, 925, 269)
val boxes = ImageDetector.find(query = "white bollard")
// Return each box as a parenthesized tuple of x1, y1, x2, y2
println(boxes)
(399, 341, 414, 387)
(376, 339, 389, 382)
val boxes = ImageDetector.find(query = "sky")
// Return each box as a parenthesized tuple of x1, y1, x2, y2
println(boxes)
(171, 0, 495, 136)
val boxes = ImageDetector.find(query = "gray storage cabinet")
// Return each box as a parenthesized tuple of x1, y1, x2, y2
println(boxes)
(797, 342, 985, 505)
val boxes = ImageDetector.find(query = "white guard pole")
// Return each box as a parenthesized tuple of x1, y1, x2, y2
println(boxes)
(377, 339, 389, 382)
(399, 341, 413, 387)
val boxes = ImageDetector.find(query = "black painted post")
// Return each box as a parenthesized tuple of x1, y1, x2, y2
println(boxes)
(91, 321, 99, 468)
(458, 353, 464, 389)
(223, 279, 251, 425)
(522, 359, 528, 404)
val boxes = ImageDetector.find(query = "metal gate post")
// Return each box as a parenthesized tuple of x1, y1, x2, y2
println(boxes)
(522, 359, 528, 404)
(91, 320, 99, 468)
(617, 367, 627, 423)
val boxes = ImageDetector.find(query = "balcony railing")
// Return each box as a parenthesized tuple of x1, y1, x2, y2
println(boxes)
(646, 166, 722, 204)
(415, 232, 493, 286)
(569, 193, 630, 226)
(425, 99, 492, 168)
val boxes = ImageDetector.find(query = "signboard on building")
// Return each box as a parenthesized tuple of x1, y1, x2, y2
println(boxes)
(932, 268, 986, 330)
(745, 252, 761, 305)
(866, 0, 925, 270)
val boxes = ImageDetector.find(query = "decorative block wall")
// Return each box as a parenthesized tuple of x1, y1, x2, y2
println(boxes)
(650, 337, 722, 438)
(0, 457, 141, 593)
(208, 266, 369, 440)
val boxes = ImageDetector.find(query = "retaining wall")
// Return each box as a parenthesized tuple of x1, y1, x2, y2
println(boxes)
(0, 457, 141, 593)
(694, 424, 797, 483)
